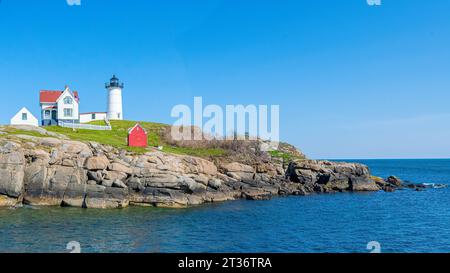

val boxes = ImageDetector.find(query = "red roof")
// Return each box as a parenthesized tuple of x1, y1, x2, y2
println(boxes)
(128, 123, 148, 135)
(40, 90, 79, 103)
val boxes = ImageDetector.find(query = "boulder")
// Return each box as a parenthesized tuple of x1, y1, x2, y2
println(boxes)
(24, 185, 66, 206)
(222, 162, 254, 173)
(372, 176, 386, 187)
(49, 149, 63, 165)
(52, 166, 85, 185)
(87, 170, 104, 183)
(350, 177, 379, 192)
(62, 183, 87, 207)
(192, 157, 218, 175)
(0, 152, 25, 198)
(38, 138, 62, 148)
(0, 195, 18, 207)
(109, 162, 133, 174)
(61, 141, 91, 155)
(127, 177, 145, 192)
(203, 190, 236, 203)
(286, 160, 378, 193)
(26, 149, 51, 164)
(102, 180, 114, 187)
(104, 171, 127, 181)
(24, 162, 48, 189)
(143, 187, 189, 208)
(189, 174, 210, 186)
(0, 151, 25, 165)
(0, 167, 25, 198)
(242, 188, 272, 201)
(386, 176, 403, 187)
(84, 187, 129, 209)
(0, 141, 21, 153)
(87, 180, 97, 185)
(143, 174, 179, 186)
(85, 155, 110, 170)
(208, 179, 222, 190)
(178, 176, 206, 193)
(112, 179, 128, 189)
(227, 172, 255, 182)
(62, 159, 75, 167)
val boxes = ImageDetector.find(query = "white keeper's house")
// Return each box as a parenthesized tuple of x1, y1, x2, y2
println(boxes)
(38, 75, 124, 126)
(40, 87, 80, 126)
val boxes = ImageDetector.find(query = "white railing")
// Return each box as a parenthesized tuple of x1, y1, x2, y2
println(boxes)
(104, 117, 111, 127)
(58, 121, 112, 131)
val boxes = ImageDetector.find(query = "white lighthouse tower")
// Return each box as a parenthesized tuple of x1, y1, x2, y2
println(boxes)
(106, 75, 124, 120)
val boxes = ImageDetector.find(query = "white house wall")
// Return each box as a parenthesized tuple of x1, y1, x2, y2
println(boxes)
(57, 90, 79, 121)
(10, 107, 39, 126)
(80, 113, 107, 123)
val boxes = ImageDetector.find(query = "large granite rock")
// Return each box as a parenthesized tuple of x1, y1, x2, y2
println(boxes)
(0, 151, 25, 198)
(386, 176, 403, 187)
(0, 195, 19, 206)
(0, 134, 392, 209)
(85, 155, 109, 170)
(285, 160, 379, 192)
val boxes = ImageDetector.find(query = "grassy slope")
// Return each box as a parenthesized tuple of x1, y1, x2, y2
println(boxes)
(43, 120, 226, 157)
(3, 121, 302, 161)
(1, 121, 304, 162)
(1, 127, 48, 138)
(269, 150, 302, 162)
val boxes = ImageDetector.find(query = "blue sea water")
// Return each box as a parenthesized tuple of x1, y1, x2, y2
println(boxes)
(1, 159, 450, 253)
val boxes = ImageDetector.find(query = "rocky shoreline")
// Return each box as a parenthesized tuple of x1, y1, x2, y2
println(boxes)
(0, 133, 433, 209)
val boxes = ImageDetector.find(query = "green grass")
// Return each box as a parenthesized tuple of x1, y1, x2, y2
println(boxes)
(45, 120, 164, 153)
(163, 145, 227, 158)
(269, 150, 304, 162)
(0, 128, 47, 138)
(44, 120, 226, 157)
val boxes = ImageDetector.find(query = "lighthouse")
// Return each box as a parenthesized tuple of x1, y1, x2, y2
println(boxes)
(106, 75, 124, 120)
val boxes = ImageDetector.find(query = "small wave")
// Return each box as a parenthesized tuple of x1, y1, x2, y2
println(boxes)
(421, 183, 448, 189)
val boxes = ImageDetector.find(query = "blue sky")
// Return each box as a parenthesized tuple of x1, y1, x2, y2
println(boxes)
(1, 0, 450, 159)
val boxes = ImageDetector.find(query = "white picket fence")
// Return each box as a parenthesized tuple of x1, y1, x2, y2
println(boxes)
(58, 121, 112, 131)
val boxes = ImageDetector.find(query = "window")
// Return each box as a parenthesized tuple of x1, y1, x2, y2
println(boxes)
(118, 113, 121, 119)
(64, 108, 73, 117)
(64, 97, 73, 104)
(44, 110, 51, 119)
(92, 113, 96, 120)
(22, 113, 28, 120)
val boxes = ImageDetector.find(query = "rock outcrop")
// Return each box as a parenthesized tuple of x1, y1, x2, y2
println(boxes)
(373, 175, 447, 192)
(285, 161, 379, 193)
(0, 134, 388, 209)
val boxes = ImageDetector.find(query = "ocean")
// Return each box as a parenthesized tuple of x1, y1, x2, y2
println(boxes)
(1, 159, 449, 253)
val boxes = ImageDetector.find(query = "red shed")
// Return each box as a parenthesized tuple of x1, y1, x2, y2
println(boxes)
(128, 123, 148, 147)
